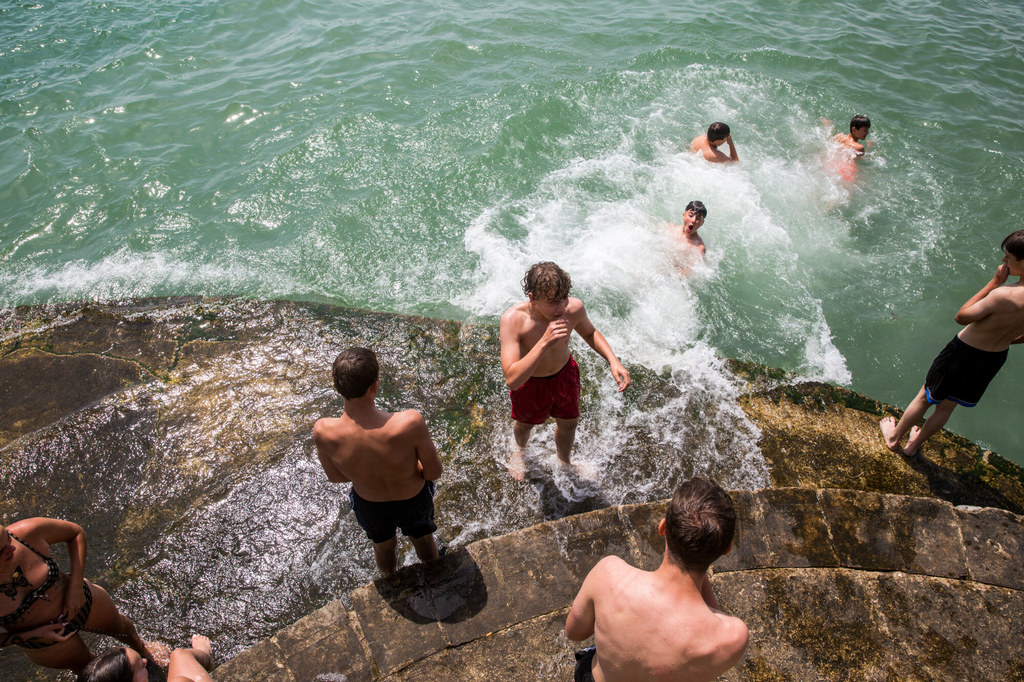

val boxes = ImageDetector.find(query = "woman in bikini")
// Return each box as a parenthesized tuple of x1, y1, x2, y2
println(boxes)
(0, 517, 165, 675)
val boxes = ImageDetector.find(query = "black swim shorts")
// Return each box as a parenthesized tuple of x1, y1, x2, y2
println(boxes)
(574, 646, 596, 682)
(349, 480, 437, 544)
(925, 335, 1007, 408)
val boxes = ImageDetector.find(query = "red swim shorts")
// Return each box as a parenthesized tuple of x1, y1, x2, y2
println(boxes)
(510, 356, 580, 425)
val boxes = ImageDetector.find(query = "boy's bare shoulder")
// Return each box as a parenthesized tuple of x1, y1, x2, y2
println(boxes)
(313, 415, 344, 441)
(500, 301, 531, 326)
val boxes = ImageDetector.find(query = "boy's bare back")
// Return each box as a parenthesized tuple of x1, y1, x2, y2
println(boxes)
(313, 409, 438, 502)
(576, 557, 747, 682)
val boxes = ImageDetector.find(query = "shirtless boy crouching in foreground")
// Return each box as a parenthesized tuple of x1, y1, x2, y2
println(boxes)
(499, 262, 630, 466)
(313, 347, 443, 575)
(565, 477, 749, 681)
(881, 230, 1024, 456)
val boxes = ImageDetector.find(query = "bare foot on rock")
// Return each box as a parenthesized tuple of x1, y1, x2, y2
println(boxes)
(506, 446, 526, 481)
(879, 416, 902, 452)
(903, 426, 922, 457)
(145, 640, 171, 668)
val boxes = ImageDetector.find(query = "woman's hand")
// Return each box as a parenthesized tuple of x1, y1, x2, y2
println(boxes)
(2, 623, 73, 648)
(62, 580, 87, 622)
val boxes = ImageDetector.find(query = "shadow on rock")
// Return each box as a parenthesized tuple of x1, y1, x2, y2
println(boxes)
(373, 547, 487, 624)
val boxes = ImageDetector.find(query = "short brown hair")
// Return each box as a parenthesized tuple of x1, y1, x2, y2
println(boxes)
(332, 347, 379, 399)
(1001, 229, 1024, 260)
(521, 262, 572, 301)
(665, 477, 736, 572)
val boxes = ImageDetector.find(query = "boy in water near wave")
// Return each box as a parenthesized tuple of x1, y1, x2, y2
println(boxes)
(313, 347, 443, 575)
(826, 115, 872, 182)
(691, 122, 739, 163)
(880, 230, 1024, 456)
(671, 200, 708, 276)
(834, 114, 872, 156)
(499, 262, 630, 469)
(677, 200, 708, 255)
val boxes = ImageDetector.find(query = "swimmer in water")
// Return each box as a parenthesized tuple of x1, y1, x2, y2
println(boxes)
(833, 114, 872, 156)
(678, 200, 708, 257)
(691, 122, 739, 163)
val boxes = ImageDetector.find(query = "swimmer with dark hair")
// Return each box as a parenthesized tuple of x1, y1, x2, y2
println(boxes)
(834, 114, 872, 155)
(679, 200, 708, 256)
(691, 122, 738, 163)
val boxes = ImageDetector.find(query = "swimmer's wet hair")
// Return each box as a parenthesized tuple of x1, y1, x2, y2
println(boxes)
(850, 114, 870, 132)
(685, 200, 707, 218)
(1002, 229, 1024, 260)
(665, 477, 736, 572)
(332, 347, 379, 399)
(522, 262, 572, 302)
(707, 122, 730, 142)
(77, 647, 131, 682)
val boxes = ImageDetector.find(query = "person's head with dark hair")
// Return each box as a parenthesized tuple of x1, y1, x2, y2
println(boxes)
(1001, 229, 1024, 260)
(849, 115, 870, 134)
(663, 477, 736, 573)
(707, 122, 731, 144)
(332, 347, 379, 400)
(522, 262, 572, 303)
(685, 200, 707, 219)
(77, 647, 146, 682)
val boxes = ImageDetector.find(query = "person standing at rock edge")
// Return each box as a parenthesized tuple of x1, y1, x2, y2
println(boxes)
(499, 262, 630, 468)
(565, 477, 749, 682)
(881, 230, 1024, 456)
(313, 347, 443, 575)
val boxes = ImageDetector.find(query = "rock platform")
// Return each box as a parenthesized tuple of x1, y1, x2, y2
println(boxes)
(213, 487, 1024, 681)
(2, 299, 1022, 681)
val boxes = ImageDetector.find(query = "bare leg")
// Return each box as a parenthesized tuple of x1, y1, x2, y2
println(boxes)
(880, 386, 931, 451)
(25, 581, 159, 673)
(84, 583, 164, 666)
(507, 420, 534, 480)
(410, 533, 439, 563)
(553, 417, 578, 465)
(168, 635, 214, 681)
(372, 536, 399, 575)
(903, 400, 956, 456)
(512, 420, 535, 448)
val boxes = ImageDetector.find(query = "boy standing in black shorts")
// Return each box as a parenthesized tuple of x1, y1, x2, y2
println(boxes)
(881, 230, 1024, 456)
(313, 347, 443, 574)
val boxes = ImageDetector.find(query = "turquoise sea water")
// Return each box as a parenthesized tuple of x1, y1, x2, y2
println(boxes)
(5, 0, 1021, 460)
(2, 0, 1024, 672)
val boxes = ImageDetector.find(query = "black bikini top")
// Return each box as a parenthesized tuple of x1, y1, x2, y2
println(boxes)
(0, 534, 61, 628)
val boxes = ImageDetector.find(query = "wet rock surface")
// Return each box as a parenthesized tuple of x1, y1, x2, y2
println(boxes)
(214, 490, 1024, 681)
(1, 298, 1021, 681)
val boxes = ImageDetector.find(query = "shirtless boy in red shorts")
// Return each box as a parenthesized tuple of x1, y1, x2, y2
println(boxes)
(881, 230, 1024, 456)
(499, 262, 630, 466)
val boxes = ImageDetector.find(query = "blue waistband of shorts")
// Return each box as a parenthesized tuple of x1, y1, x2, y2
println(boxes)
(925, 385, 977, 408)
